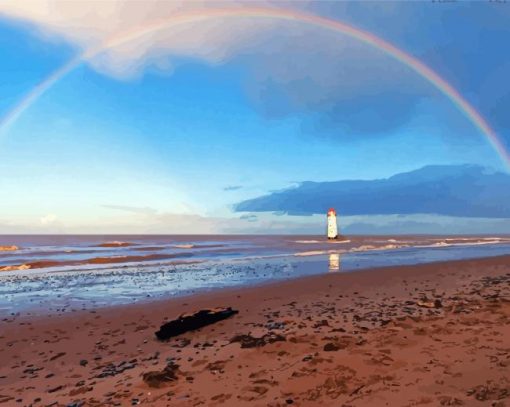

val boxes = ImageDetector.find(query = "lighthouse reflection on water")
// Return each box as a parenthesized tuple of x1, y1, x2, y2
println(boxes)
(328, 253, 341, 272)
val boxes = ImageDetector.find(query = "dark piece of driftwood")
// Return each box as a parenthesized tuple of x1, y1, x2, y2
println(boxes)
(155, 307, 238, 341)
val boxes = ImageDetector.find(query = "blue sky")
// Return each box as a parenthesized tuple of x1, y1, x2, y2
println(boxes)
(0, 1, 509, 234)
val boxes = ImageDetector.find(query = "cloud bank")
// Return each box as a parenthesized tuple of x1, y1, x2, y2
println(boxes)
(235, 164, 510, 218)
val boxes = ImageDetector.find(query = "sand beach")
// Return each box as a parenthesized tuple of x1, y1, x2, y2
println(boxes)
(1, 254, 509, 406)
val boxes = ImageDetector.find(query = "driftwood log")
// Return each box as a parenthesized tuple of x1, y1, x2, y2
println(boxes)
(155, 307, 238, 341)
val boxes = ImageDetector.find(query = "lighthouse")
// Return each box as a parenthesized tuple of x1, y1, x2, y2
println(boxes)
(327, 208, 339, 240)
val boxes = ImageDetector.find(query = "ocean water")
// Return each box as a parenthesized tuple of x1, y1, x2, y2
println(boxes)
(1, 234, 510, 315)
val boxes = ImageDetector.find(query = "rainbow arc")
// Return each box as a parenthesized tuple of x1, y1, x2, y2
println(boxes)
(1, 7, 508, 169)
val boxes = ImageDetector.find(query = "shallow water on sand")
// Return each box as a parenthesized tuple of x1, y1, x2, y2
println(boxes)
(1, 235, 510, 315)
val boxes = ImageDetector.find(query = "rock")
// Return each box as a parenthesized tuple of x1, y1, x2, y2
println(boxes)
(438, 395, 464, 405)
(47, 385, 63, 393)
(323, 342, 340, 352)
(172, 338, 191, 348)
(79, 359, 88, 367)
(95, 360, 137, 378)
(49, 352, 66, 361)
(313, 320, 330, 328)
(0, 395, 14, 404)
(142, 361, 180, 388)
(230, 333, 286, 348)
(266, 321, 286, 330)
(467, 381, 509, 401)
(69, 386, 93, 396)
(155, 307, 238, 341)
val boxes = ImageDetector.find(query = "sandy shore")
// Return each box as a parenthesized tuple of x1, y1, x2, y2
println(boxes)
(1, 255, 509, 407)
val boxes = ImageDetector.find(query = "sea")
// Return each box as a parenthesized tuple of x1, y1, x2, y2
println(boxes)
(1, 234, 510, 315)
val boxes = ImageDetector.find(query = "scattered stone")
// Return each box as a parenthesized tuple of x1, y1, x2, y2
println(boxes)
(438, 395, 464, 405)
(323, 342, 340, 352)
(69, 386, 93, 396)
(417, 299, 442, 309)
(95, 360, 137, 378)
(0, 395, 14, 404)
(142, 361, 180, 388)
(173, 338, 191, 348)
(206, 360, 227, 373)
(49, 352, 66, 361)
(23, 366, 43, 376)
(467, 381, 510, 401)
(230, 333, 285, 348)
(47, 385, 63, 393)
(266, 321, 286, 330)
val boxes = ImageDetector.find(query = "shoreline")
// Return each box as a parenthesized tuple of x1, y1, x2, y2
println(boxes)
(1, 255, 509, 406)
(3, 252, 510, 319)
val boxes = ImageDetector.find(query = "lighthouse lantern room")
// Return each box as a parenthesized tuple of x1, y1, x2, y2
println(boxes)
(327, 208, 338, 240)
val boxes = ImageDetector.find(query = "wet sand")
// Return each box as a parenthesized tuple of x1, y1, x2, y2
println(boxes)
(0, 255, 509, 406)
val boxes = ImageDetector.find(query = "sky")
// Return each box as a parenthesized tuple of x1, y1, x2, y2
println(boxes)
(0, 1, 509, 234)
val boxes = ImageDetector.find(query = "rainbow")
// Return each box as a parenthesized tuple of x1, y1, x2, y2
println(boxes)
(1, 6, 508, 168)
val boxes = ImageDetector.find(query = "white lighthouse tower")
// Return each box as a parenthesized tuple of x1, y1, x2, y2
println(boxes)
(327, 208, 339, 240)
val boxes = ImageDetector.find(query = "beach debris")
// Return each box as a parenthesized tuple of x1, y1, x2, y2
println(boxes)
(438, 396, 464, 405)
(467, 381, 510, 401)
(417, 298, 442, 309)
(141, 352, 160, 362)
(265, 321, 286, 330)
(95, 360, 137, 378)
(230, 333, 286, 348)
(172, 338, 191, 348)
(142, 361, 180, 388)
(22, 366, 43, 378)
(155, 307, 238, 341)
(206, 360, 227, 374)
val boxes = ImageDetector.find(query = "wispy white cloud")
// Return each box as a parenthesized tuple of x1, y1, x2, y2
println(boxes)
(223, 185, 243, 192)
(95, 204, 321, 234)
(102, 204, 158, 216)
(39, 213, 58, 225)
